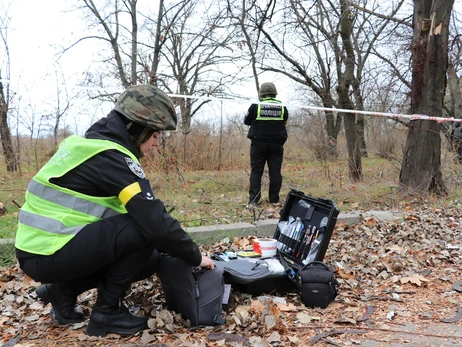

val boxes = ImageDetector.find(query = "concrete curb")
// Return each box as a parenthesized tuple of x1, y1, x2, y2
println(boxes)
(0, 210, 403, 246)
(186, 210, 403, 242)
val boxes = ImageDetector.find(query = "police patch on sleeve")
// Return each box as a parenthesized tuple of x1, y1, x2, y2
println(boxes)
(125, 157, 146, 179)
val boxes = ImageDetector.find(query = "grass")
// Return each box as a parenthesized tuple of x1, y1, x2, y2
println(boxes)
(0, 172, 28, 243)
(2, 129, 462, 241)
(0, 214, 18, 238)
(0, 242, 15, 267)
(2, 157, 462, 237)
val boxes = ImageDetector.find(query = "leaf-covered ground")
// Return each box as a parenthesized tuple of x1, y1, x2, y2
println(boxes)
(1, 202, 462, 346)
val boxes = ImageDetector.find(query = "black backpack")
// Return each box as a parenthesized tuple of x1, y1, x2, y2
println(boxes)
(297, 261, 339, 309)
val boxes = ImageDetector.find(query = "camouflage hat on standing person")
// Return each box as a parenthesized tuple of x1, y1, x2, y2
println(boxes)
(259, 82, 277, 99)
(114, 84, 177, 131)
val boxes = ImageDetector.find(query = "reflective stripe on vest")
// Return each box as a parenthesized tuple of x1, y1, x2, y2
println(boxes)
(256, 98, 285, 121)
(26, 180, 120, 219)
(15, 135, 139, 255)
(19, 211, 83, 236)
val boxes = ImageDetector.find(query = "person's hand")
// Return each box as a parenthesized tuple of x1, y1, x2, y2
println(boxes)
(200, 255, 215, 269)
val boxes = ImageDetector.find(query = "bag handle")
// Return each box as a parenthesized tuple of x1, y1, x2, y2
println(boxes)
(299, 261, 339, 296)
(301, 260, 331, 272)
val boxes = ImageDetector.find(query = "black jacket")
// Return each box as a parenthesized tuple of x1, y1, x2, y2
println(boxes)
(52, 110, 202, 266)
(244, 99, 288, 145)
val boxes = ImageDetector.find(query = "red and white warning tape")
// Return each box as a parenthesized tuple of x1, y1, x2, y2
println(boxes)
(167, 93, 462, 124)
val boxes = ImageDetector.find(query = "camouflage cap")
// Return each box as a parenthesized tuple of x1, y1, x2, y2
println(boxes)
(114, 85, 177, 131)
(259, 82, 277, 98)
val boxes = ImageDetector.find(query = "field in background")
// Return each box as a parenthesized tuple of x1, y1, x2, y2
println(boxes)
(1, 115, 462, 239)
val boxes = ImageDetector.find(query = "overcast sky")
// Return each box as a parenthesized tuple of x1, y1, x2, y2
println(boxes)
(7, 0, 92, 88)
(2, 0, 103, 134)
(4, 0, 273, 134)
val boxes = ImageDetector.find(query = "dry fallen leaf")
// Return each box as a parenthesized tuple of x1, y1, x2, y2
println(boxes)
(405, 214, 419, 221)
(1, 204, 462, 347)
(269, 303, 280, 321)
(400, 274, 429, 286)
(250, 300, 265, 314)
(266, 331, 281, 342)
(234, 236, 251, 249)
(366, 218, 377, 226)
(275, 302, 297, 311)
(296, 312, 320, 324)
(453, 281, 462, 292)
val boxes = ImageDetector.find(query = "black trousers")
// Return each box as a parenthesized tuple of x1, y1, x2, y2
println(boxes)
(249, 141, 284, 204)
(17, 214, 159, 299)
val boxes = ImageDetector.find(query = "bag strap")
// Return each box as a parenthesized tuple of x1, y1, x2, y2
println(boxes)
(278, 253, 298, 283)
(331, 273, 340, 298)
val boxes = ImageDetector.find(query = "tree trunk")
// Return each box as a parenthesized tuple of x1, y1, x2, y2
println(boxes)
(325, 109, 342, 159)
(399, 0, 454, 195)
(0, 109, 18, 172)
(149, 0, 164, 85)
(338, 0, 362, 181)
(357, 115, 367, 158)
(0, 79, 18, 172)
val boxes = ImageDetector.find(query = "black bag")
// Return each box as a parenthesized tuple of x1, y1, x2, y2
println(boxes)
(297, 261, 339, 308)
(157, 255, 225, 327)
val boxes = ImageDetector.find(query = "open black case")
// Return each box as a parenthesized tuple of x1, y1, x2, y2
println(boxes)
(221, 189, 339, 296)
(275, 189, 339, 272)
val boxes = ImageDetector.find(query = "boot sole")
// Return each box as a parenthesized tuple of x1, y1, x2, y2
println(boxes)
(36, 286, 84, 325)
(86, 321, 148, 337)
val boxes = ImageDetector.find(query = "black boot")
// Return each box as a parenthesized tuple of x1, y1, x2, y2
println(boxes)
(86, 293, 147, 337)
(36, 283, 85, 325)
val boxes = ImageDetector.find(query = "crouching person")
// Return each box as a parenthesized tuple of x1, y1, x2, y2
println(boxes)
(15, 85, 215, 337)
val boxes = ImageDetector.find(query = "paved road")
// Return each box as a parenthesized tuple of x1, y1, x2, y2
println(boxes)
(341, 321, 462, 347)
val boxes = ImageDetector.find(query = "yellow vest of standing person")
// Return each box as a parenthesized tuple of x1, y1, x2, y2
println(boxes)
(256, 97, 285, 121)
(15, 135, 139, 256)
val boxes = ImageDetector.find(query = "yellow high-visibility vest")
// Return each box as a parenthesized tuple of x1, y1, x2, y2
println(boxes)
(16, 135, 141, 255)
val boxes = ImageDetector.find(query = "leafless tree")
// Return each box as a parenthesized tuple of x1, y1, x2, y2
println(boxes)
(443, 12, 462, 148)
(399, 0, 455, 195)
(156, 1, 243, 130)
(148, 0, 165, 86)
(0, 7, 19, 172)
(43, 66, 72, 149)
(226, 0, 263, 93)
(71, 0, 243, 164)
(235, 0, 405, 180)
(228, 0, 343, 159)
(74, 0, 141, 89)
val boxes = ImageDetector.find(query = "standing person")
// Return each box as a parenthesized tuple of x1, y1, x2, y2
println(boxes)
(15, 85, 215, 337)
(244, 82, 289, 206)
